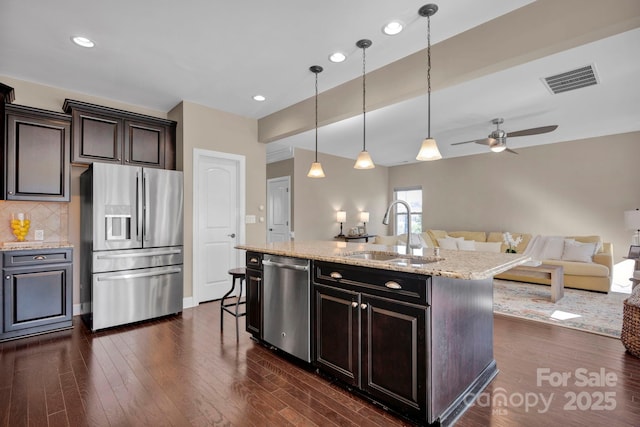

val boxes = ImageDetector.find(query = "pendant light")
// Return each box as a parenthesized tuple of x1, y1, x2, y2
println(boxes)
(354, 39, 375, 169)
(415, 4, 442, 161)
(307, 65, 326, 178)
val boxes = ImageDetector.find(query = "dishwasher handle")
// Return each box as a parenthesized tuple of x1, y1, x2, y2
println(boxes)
(262, 259, 309, 272)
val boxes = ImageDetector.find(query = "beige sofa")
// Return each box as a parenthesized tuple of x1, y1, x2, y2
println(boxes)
(374, 230, 613, 293)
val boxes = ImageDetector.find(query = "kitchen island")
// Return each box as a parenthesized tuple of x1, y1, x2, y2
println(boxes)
(236, 240, 528, 426)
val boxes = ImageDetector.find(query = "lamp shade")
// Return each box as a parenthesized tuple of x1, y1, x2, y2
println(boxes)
(307, 162, 325, 178)
(625, 209, 640, 230)
(354, 150, 375, 169)
(336, 211, 346, 223)
(416, 138, 442, 161)
(360, 211, 369, 223)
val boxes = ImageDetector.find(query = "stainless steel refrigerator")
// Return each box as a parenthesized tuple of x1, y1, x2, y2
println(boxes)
(80, 163, 184, 331)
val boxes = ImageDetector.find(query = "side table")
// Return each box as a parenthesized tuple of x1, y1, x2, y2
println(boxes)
(334, 234, 377, 243)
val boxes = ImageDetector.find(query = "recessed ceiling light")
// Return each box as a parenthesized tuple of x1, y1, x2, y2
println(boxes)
(329, 52, 346, 63)
(71, 36, 95, 48)
(253, 95, 266, 102)
(383, 20, 404, 36)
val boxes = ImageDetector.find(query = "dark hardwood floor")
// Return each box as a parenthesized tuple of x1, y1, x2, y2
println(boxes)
(1, 304, 638, 426)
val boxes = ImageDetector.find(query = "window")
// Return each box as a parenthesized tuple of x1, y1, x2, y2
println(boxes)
(393, 187, 422, 235)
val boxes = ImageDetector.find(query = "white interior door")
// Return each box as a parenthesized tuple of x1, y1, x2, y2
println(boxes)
(193, 149, 245, 304)
(267, 176, 291, 243)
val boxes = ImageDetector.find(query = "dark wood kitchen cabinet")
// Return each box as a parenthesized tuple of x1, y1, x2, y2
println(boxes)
(63, 99, 176, 170)
(313, 262, 428, 420)
(245, 252, 263, 338)
(1, 247, 73, 341)
(3, 104, 71, 201)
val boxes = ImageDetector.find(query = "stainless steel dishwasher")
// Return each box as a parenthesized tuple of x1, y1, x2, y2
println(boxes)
(262, 255, 311, 362)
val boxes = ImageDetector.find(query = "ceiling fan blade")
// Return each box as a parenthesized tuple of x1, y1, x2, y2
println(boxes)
(452, 138, 494, 146)
(506, 125, 558, 138)
(505, 148, 519, 155)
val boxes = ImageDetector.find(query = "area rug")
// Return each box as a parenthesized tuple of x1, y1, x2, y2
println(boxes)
(493, 279, 629, 338)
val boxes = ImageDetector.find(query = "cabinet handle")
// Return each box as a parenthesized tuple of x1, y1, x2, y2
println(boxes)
(385, 281, 402, 290)
(254, 277, 262, 282)
(351, 301, 358, 308)
(330, 272, 342, 280)
(250, 257, 258, 263)
(33, 255, 47, 260)
(8, 191, 13, 195)
(360, 303, 368, 310)
(5, 276, 9, 280)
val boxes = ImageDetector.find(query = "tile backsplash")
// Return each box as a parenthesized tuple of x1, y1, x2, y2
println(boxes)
(0, 201, 68, 243)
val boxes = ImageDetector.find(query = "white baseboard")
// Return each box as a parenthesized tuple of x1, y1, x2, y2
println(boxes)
(73, 303, 82, 316)
(183, 296, 196, 309)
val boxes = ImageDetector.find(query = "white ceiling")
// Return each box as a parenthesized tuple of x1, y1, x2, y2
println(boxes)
(2, 1, 639, 166)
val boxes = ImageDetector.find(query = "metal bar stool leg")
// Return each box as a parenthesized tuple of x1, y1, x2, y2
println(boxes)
(221, 268, 247, 339)
(235, 276, 245, 341)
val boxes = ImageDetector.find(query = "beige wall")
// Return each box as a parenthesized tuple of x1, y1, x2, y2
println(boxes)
(169, 101, 265, 298)
(2, 76, 265, 306)
(388, 132, 640, 262)
(292, 148, 389, 240)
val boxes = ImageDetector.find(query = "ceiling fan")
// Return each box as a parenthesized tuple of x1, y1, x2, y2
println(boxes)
(451, 118, 558, 154)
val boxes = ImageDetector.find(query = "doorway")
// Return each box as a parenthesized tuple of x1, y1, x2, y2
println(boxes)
(193, 148, 245, 304)
(267, 176, 291, 243)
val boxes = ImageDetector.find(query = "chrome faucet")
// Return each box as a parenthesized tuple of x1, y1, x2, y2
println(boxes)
(382, 200, 412, 254)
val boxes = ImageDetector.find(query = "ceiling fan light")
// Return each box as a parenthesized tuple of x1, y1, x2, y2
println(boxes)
(416, 138, 442, 161)
(307, 162, 326, 178)
(354, 150, 375, 169)
(490, 144, 507, 153)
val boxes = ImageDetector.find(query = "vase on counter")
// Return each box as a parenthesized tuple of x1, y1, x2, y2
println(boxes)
(10, 213, 30, 242)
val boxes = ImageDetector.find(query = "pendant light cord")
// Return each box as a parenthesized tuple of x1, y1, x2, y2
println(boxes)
(362, 44, 367, 151)
(314, 71, 319, 162)
(427, 13, 432, 139)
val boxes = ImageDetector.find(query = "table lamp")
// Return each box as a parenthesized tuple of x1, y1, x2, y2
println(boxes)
(359, 211, 369, 235)
(336, 211, 346, 237)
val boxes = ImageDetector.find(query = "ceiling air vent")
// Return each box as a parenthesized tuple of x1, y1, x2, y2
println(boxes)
(542, 64, 599, 94)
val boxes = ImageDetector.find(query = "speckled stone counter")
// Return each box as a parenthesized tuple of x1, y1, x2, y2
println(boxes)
(0, 241, 74, 251)
(236, 240, 529, 280)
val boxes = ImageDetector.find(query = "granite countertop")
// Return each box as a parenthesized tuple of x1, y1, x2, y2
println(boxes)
(236, 240, 529, 280)
(0, 241, 74, 251)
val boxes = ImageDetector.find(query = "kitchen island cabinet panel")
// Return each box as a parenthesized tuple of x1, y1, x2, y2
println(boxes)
(314, 284, 359, 386)
(245, 251, 263, 338)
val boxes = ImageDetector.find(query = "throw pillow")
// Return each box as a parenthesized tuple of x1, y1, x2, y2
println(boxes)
(437, 237, 461, 250)
(541, 236, 567, 260)
(457, 240, 476, 251)
(397, 234, 429, 248)
(561, 240, 596, 263)
(474, 241, 502, 253)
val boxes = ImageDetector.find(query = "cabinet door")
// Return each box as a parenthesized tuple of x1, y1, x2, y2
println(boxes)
(3, 264, 72, 332)
(5, 110, 70, 201)
(245, 268, 262, 337)
(314, 284, 359, 387)
(70, 108, 123, 165)
(124, 120, 166, 168)
(361, 295, 427, 418)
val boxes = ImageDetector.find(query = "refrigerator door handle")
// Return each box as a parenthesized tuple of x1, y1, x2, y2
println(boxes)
(97, 267, 182, 281)
(144, 172, 150, 242)
(136, 171, 142, 242)
(96, 249, 182, 259)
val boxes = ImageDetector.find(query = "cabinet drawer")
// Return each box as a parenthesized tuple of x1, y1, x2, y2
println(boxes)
(3, 248, 73, 267)
(313, 261, 429, 306)
(246, 252, 263, 270)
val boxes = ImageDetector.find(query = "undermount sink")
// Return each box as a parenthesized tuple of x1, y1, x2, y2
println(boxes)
(344, 251, 443, 265)
(344, 251, 401, 261)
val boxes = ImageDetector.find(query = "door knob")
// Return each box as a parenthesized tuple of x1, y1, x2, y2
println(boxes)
(228, 233, 236, 238)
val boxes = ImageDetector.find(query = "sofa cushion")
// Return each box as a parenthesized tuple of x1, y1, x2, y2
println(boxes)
(419, 232, 435, 248)
(457, 240, 476, 251)
(397, 233, 429, 248)
(569, 235, 604, 253)
(373, 235, 398, 245)
(561, 240, 598, 262)
(542, 259, 610, 277)
(427, 230, 448, 246)
(541, 236, 567, 260)
(487, 232, 532, 253)
(447, 231, 487, 242)
(437, 237, 462, 250)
